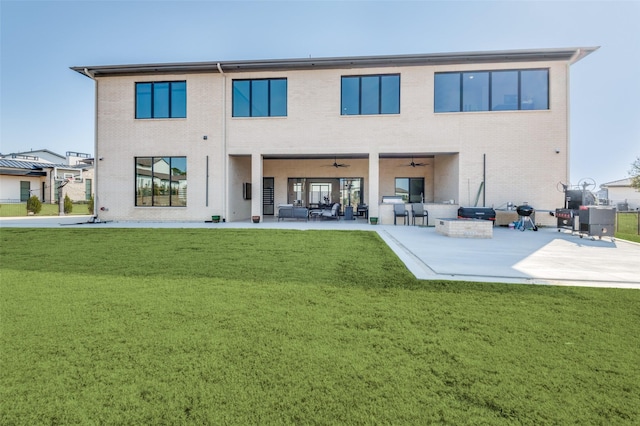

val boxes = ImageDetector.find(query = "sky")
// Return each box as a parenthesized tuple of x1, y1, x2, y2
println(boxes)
(1, 0, 639, 188)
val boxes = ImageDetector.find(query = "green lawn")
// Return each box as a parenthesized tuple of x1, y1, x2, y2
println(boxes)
(1, 229, 639, 424)
(0, 203, 90, 217)
(617, 212, 640, 243)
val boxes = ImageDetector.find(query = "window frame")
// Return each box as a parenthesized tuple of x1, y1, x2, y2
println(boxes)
(341, 74, 400, 116)
(395, 177, 425, 203)
(135, 156, 187, 207)
(135, 81, 187, 119)
(232, 78, 288, 117)
(434, 68, 549, 113)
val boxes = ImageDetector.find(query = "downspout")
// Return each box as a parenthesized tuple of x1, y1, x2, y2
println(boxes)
(483, 153, 486, 207)
(83, 68, 99, 220)
(217, 63, 228, 221)
(565, 53, 578, 187)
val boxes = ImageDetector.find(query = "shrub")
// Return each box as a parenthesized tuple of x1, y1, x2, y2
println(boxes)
(26, 196, 42, 215)
(64, 194, 73, 214)
(88, 195, 94, 215)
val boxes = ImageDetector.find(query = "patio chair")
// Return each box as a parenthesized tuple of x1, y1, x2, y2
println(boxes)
(393, 203, 409, 225)
(321, 203, 340, 220)
(357, 203, 369, 219)
(411, 203, 429, 226)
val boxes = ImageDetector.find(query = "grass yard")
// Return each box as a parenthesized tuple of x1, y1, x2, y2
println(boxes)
(0, 203, 90, 217)
(616, 212, 640, 243)
(1, 228, 639, 424)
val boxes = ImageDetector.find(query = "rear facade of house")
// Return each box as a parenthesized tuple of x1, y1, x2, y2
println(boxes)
(73, 47, 596, 224)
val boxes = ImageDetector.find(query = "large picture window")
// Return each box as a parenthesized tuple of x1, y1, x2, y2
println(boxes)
(395, 178, 424, 203)
(232, 78, 287, 117)
(136, 81, 186, 119)
(435, 69, 548, 113)
(135, 157, 187, 207)
(341, 74, 400, 115)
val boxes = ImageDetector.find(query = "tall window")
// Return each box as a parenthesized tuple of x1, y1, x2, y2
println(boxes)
(85, 179, 92, 201)
(20, 181, 30, 202)
(341, 74, 400, 115)
(135, 157, 187, 207)
(435, 69, 549, 113)
(136, 81, 186, 119)
(395, 178, 424, 203)
(232, 78, 287, 117)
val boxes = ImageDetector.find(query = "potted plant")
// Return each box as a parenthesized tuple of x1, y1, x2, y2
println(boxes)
(211, 215, 220, 223)
(252, 215, 260, 223)
(370, 217, 378, 225)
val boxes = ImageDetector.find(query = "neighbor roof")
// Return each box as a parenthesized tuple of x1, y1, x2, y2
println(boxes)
(71, 47, 598, 78)
(602, 178, 633, 187)
(10, 149, 65, 159)
(0, 159, 87, 175)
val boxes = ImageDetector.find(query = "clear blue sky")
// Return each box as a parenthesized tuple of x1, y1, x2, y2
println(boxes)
(1, 0, 638, 188)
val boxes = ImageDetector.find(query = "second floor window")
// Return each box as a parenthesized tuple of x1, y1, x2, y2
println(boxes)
(341, 74, 400, 115)
(434, 69, 548, 113)
(136, 81, 186, 119)
(232, 78, 287, 117)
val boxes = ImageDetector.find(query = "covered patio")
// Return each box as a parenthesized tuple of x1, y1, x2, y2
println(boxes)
(227, 153, 461, 224)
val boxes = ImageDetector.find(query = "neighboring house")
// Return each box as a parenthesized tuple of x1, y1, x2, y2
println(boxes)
(601, 178, 640, 211)
(72, 47, 597, 224)
(0, 151, 94, 203)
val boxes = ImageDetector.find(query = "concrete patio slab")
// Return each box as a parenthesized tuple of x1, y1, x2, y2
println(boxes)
(2, 216, 638, 289)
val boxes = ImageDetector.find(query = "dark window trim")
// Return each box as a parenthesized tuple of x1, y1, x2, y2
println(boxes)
(341, 73, 401, 115)
(232, 78, 287, 117)
(395, 177, 425, 203)
(434, 68, 549, 113)
(134, 156, 187, 207)
(135, 81, 187, 119)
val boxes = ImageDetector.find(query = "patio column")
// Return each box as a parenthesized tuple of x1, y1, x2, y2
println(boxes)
(251, 153, 263, 220)
(368, 151, 379, 220)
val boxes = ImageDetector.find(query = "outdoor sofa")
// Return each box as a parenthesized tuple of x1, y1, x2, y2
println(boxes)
(277, 204, 309, 221)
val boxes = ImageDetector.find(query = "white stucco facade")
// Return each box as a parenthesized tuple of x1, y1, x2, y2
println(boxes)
(602, 178, 640, 211)
(73, 47, 596, 224)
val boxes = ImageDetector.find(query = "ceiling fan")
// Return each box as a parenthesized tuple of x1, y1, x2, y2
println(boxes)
(326, 157, 350, 168)
(404, 157, 427, 167)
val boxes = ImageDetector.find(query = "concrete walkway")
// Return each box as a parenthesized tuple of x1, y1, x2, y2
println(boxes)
(2, 215, 639, 289)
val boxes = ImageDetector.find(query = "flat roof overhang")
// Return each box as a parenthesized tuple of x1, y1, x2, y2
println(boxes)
(71, 47, 599, 78)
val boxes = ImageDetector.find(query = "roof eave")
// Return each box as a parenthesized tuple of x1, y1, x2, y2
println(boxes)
(71, 46, 599, 78)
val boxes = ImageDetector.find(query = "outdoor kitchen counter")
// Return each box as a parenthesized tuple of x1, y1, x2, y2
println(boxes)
(495, 210, 519, 226)
(377, 203, 458, 225)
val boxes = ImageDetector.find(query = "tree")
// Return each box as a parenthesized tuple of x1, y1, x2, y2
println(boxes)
(630, 157, 640, 190)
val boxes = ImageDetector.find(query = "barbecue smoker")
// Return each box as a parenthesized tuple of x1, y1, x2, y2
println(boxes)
(555, 179, 615, 240)
(555, 208, 576, 231)
(578, 206, 616, 240)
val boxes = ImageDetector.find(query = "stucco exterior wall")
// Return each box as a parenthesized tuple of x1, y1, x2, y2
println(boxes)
(607, 186, 640, 210)
(0, 169, 93, 204)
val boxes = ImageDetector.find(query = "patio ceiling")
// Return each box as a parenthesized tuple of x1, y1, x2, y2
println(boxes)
(260, 154, 438, 160)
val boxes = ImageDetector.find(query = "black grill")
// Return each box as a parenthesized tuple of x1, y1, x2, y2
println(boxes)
(457, 207, 496, 221)
(516, 205, 534, 217)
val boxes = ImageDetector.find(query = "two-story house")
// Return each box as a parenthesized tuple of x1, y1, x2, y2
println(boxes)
(72, 47, 596, 224)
